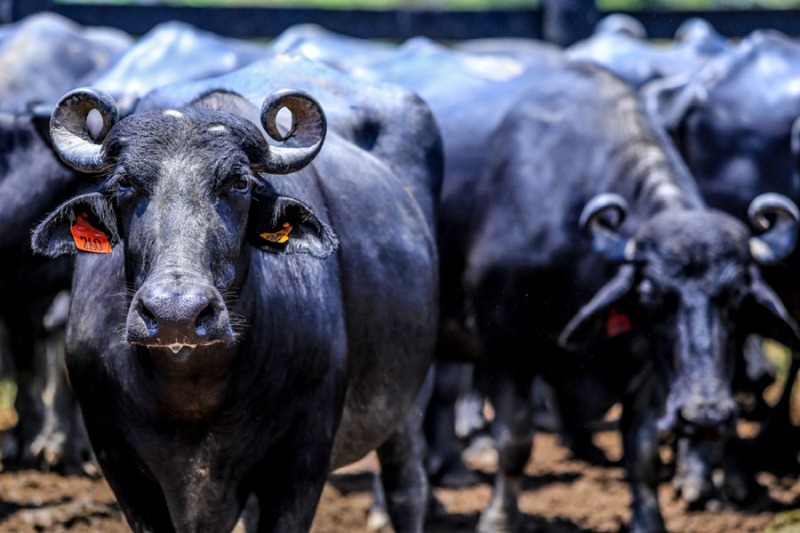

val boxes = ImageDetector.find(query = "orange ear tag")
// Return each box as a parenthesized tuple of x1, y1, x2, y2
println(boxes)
(260, 222, 293, 244)
(71, 212, 112, 254)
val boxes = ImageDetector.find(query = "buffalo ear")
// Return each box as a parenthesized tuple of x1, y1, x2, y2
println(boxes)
(742, 265, 800, 352)
(559, 264, 637, 349)
(249, 193, 338, 258)
(31, 192, 119, 258)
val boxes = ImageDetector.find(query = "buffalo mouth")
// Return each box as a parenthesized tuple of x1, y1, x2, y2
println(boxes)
(660, 395, 737, 439)
(671, 420, 729, 440)
(167, 343, 199, 354)
(141, 341, 227, 363)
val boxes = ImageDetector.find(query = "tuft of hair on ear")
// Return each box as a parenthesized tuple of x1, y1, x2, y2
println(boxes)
(31, 208, 75, 258)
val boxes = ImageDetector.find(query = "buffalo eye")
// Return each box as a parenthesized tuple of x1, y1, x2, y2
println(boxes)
(718, 283, 747, 308)
(229, 174, 250, 193)
(116, 175, 133, 192)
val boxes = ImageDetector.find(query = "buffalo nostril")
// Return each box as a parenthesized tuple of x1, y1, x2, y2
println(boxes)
(137, 299, 159, 337)
(195, 303, 219, 337)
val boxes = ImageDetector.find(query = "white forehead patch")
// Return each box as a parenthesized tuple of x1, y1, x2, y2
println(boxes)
(208, 124, 228, 133)
(163, 109, 184, 119)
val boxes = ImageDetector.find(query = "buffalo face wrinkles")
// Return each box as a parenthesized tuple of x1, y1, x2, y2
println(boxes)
(633, 211, 749, 435)
(34, 88, 335, 372)
(108, 110, 255, 356)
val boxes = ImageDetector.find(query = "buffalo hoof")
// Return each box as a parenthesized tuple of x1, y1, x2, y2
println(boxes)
(27, 428, 98, 477)
(477, 505, 517, 533)
(429, 455, 479, 488)
(366, 504, 390, 531)
(0, 432, 18, 469)
(427, 491, 447, 518)
(435, 465, 479, 489)
(673, 473, 713, 507)
(463, 434, 498, 472)
(569, 439, 613, 466)
(721, 471, 763, 505)
(630, 512, 667, 533)
(27, 432, 65, 472)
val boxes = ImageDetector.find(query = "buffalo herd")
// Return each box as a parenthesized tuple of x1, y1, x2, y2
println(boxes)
(0, 9, 798, 533)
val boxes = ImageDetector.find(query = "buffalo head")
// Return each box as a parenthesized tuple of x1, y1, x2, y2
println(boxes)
(32, 87, 337, 363)
(560, 193, 800, 435)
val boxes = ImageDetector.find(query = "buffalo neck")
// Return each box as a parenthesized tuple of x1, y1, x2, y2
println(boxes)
(592, 67, 706, 219)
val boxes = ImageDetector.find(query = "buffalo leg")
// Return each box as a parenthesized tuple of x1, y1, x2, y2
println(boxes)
(478, 363, 533, 533)
(547, 374, 612, 466)
(672, 437, 715, 507)
(89, 439, 175, 532)
(252, 435, 336, 533)
(375, 367, 433, 533)
(621, 376, 666, 533)
(29, 291, 95, 475)
(721, 433, 761, 504)
(4, 307, 45, 468)
(424, 361, 477, 488)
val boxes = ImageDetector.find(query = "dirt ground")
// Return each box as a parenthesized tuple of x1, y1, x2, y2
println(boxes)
(0, 427, 798, 533)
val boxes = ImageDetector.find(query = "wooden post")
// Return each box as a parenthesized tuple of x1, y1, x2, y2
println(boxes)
(541, 0, 599, 46)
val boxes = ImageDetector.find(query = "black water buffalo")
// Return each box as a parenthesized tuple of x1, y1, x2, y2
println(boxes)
(352, 42, 800, 532)
(646, 28, 800, 483)
(31, 57, 438, 530)
(136, 46, 451, 509)
(570, 18, 784, 508)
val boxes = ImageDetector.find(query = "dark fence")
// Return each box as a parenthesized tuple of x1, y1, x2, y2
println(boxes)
(2, 0, 800, 42)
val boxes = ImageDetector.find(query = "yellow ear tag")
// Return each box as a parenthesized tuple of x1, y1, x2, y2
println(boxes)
(260, 222, 293, 244)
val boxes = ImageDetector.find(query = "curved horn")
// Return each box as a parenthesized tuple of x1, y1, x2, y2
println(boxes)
(580, 193, 634, 261)
(50, 88, 118, 173)
(748, 193, 800, 264)
(257, 89, 326, 174)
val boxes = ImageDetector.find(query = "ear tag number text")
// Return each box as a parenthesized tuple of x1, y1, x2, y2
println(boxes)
(71, 212, 112, 254)
(260, 222, 293, 244)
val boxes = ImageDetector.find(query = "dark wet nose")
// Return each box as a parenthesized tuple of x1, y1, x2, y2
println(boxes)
(127, 282, 231, 346)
